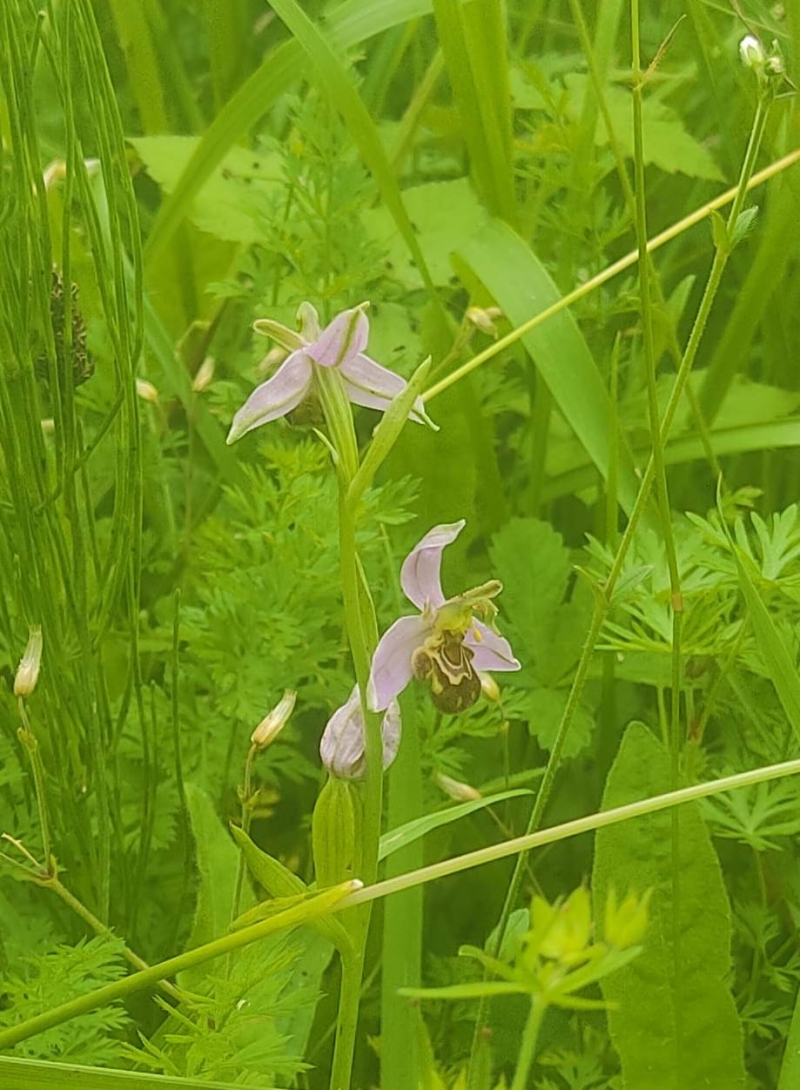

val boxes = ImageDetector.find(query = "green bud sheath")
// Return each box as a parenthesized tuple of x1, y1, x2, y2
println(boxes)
(312, 776, 363, 888)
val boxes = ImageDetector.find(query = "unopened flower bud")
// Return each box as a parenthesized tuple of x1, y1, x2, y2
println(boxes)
(533, 887, 592, 962)
(466, 305, 502, 337)
(436, 772, 481, 802)
(320, 687, 400, 780)
(41, 418, 55, 435)
(256, 345, 288, 376)
(604, 887, 651, 949)
(135, 378, 159, 404)
(251, 689, 296, 749)
(14, 626, 43, 697)
(739, 34, 766, 71)
(192, 356, 216, 393)
(479, 672, 501, 703)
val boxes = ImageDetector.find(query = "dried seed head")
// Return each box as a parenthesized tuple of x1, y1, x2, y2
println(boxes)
(14, 626, 43, 698)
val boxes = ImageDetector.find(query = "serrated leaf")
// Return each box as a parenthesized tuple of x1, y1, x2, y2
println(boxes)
(130, 137, 282, 244)
(592, 723, 745, 1090)
(564, 74, 723, 181)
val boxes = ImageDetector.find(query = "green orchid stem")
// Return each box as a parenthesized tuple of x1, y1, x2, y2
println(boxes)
(0, 881, 357, 1052)
(510, 998, 545, 1090)
(315, 364, 383, 1090)
(467, 84, 773, 1088)
(329, 949, 365, 1090)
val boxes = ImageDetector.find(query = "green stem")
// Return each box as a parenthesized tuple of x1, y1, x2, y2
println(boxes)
(329, 950, 365, 1090)
(17, 706, 51, 866)
(510, 998, 545, 1090)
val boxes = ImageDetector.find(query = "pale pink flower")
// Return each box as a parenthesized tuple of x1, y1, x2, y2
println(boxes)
(368, 521, 519, 715)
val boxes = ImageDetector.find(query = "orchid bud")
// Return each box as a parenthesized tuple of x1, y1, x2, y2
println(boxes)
(320, 687, 401, 780)
(135, 378, 159, 404)
(251, 689, 296, 749)
(436, 772, 481, 802)
(14, 626, 43, 697)
(191, 356, 216, 393)
(41, 418, 55, 435)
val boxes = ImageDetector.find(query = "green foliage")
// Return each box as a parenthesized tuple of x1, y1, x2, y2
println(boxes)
(593, 723, 746, 1089)
(0, 936, 129, 1065)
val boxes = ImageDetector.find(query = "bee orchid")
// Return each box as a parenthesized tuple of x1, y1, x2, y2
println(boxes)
(227, 301, 432, 443)
(367, 521, 520, 715)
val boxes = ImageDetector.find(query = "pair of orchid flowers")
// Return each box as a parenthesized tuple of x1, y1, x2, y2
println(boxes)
(231, 302, 520, 778)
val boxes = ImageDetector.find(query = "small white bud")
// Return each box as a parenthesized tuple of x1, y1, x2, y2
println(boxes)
(14, 626, 43, 697)
(135, 378, 159, 404)
(251, 689, 296, 749)
(739, 34, 766, 71)
(436, 772, 481, 802)
(191, 356, 215, 393)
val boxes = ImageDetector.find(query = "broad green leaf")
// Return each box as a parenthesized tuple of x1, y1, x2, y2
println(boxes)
(564, 74, 723, 181)
(592, 723, 745, 1090)
(179, 784, 240, 990)
(489, 517, 571, 663)
(525, 687, 594, 759)
(363, 178, 488, 289)
(130, 137, 283, 244)
(457, 219, 641, 515)
(378, 788, 533, 862)
(0, 1055, 286, 1090)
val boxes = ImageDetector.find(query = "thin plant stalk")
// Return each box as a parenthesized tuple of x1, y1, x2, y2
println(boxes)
(510, 998, 545, 1090)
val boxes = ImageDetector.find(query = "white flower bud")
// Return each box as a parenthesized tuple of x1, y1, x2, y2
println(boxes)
(436, 772, 481, 802)
(251, 689, 296, 749)
(14, 626, 43, 697)
(135, 378, 159, 404)
(191, 356, 216, 393)
(479, 672, 501, 703)
(739, 35, 766, 71)
(321, 687, 401, 779)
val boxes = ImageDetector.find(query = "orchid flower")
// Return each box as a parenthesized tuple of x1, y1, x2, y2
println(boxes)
(367, 520, 520, 715)
(320, 686, 401, 780)
(227, 301, 432, 443)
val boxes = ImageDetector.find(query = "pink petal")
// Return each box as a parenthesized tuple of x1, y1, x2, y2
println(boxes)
(307, 306, 369, 368)
(226, 352, 313, 443)
(465, 621, 521, 672)
(400, 521, 466, 610)
(339, 353, 428, 423)
(367, 614, 430, 711)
